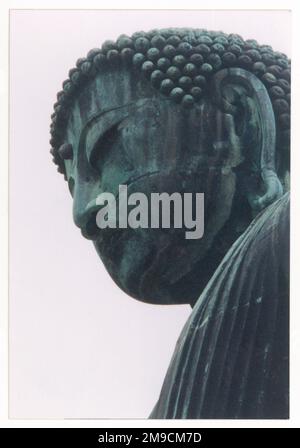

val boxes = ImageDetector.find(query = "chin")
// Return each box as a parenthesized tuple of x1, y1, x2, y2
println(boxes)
(93, 227, 209, 306)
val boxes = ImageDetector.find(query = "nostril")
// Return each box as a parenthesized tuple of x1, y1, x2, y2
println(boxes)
(81, 211, 100, 240)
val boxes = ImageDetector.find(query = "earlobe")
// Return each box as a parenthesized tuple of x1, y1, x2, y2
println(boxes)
(250, 169, 283, 211)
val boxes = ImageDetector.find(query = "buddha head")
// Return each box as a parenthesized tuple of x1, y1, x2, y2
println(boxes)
(50, 28, 290, 306)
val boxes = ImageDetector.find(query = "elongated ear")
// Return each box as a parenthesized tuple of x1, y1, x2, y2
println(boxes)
(212, 68, 283, 212)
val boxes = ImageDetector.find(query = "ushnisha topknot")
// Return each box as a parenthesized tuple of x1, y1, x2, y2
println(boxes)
(50, 28, 291, 178)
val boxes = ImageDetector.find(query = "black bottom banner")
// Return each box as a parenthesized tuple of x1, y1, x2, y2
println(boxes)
(0, 427, 294, 445)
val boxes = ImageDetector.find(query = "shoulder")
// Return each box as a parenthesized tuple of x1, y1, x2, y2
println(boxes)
(150, 192, 290, 419)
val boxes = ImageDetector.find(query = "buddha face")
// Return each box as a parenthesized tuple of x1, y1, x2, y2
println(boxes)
(62, 68, 242, 305)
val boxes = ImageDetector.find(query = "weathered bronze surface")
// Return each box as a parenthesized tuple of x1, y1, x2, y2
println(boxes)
(50, 28, 290, 418)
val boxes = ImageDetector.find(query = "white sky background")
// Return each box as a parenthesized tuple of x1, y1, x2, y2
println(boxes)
(9, 9, 291, 419)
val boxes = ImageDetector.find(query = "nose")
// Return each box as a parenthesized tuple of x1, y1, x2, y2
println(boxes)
(73, 181, 102, 240)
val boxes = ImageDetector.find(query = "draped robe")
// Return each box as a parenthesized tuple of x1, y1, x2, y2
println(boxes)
(151, 193, 289, 419)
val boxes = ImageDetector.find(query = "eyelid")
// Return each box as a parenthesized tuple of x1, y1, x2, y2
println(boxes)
(89, 120, 123, 167)
(85, 112, 129, 164)
(81, 98, 160, 164)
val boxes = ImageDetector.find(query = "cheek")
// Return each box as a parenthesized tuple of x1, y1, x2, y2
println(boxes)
(92, 168, 237, 304)
(204, 168, 237, 235)
(119, 110, 184, 173)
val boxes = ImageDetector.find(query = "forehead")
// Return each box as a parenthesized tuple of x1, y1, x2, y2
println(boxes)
(63, 67, 217, 166)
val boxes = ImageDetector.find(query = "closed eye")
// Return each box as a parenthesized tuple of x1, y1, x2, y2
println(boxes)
(89, 121, 121, 170)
